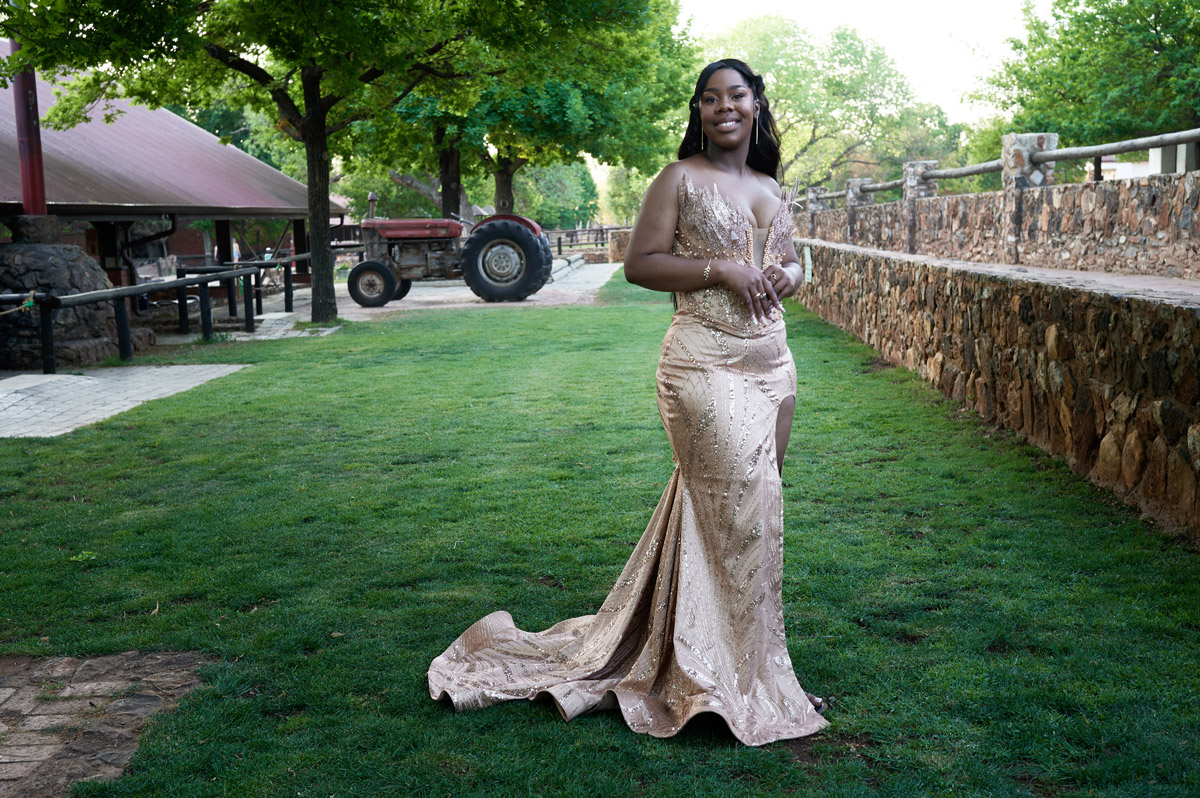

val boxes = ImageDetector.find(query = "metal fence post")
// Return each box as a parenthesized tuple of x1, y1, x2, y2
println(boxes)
(199, 281, 213, 341)
(175, 265, 189, 334)
(284, 262, 293, 313)
(112, 297, 133, 361)
(38, 300, 55, 374)
(242, 274, 255, 332)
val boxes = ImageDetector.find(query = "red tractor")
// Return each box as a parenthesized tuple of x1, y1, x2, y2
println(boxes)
(347, 213, 554, 306)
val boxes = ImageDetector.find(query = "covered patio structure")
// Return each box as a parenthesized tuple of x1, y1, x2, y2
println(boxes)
(0, 70, 346, 367)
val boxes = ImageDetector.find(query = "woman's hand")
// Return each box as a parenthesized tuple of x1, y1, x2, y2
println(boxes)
(762, 262, 802, 299)
(714, 260, 783, 323)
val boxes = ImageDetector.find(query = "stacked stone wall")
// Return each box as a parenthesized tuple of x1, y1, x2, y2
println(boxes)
(912, 193, 1006, 261)
(1017, 174, 1199, 277)
(851, 203, 907, 251)
(794, 239, 1200, 534)
(795, 171, 1200, 278)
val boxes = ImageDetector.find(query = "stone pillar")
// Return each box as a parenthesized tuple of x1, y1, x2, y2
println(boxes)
(846, 178, 875, 206)
(1001, 133, 1058, 265)
(845, 178, 874, 246)
(903, 161, 938, 255)
(902, 161, 939, 201)
(1177, 142, 1198, 173)
(1001, 132, 1058, 188)
(1149, 146, 1178, 175)
(805, 187, 830, 212)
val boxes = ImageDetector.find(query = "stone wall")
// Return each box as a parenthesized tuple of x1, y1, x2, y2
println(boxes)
(1018, 175, 1199, 277)
(795, 171, 1200, 278)
(0, 243, 123, 369)
(793, 239, 1200, 534)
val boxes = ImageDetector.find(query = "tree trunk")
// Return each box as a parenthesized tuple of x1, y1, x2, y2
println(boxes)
(434, 125, 462, 219)
(492, 155, 526, 214)
(301, 70, 336, 322)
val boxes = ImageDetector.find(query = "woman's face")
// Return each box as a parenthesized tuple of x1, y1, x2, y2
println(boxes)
(698, 68, 758, 148)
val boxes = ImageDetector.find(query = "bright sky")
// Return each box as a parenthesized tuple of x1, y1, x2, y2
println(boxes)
(677, 0, 1055, 124)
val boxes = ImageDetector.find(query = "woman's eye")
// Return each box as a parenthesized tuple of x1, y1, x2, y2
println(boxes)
(733, 92, 745, 100)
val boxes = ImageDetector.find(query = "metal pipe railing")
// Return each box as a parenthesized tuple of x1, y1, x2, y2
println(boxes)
(1032, 127, 1200, 164)
(803, 126, 1200, 210)
(924, 159, 1003, 179)
(4, 267, 259, 375)
(861, 178, 904, 193)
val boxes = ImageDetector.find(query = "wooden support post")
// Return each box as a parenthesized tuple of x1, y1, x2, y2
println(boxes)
(293, 218, 309, 278)
(254, 269, 263, 315)
(215, 219, 236, 317)
(38, 301, 55, 374)
(113, 296, 133, 361)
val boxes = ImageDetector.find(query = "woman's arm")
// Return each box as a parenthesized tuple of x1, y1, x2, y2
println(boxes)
(624, 164, 782, 321)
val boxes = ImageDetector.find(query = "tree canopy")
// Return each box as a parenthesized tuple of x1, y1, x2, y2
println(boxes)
(355, 0, 692, 222)
(984, 0, 1200, 146)
(705, 18, 922, 190)
(0, 0, 657, 320)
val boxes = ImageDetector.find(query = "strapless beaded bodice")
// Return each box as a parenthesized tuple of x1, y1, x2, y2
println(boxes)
(672, 174, 798, 337)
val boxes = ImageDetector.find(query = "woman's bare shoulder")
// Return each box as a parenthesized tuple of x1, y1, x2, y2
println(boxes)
(755, 171, 783, 198)
(651, 159, 695, 190)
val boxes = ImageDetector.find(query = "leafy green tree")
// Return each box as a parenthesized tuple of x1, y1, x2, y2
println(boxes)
(707, 18, 915, 189)
(603, 166, 655, 226)
(0, 0, 652, 321)
(364, 0, 693, 219)
(514, 163, 599, 229)
(984, 0, 1200, 145)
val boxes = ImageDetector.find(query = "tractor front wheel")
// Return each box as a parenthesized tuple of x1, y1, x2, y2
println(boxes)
(347, 260, 397, 307)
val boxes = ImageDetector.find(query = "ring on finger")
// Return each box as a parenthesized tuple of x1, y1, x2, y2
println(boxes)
(755, 292, 767, 299)
(769, 273, 779, 282)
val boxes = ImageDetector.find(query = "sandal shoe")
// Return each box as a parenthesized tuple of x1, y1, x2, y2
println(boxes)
(807, 693, 828, 716)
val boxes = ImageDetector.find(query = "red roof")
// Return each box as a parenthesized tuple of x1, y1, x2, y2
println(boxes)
(0, 72, 346, 220)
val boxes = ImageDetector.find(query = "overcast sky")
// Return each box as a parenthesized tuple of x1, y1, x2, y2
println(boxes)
(676, 0, 1056, 124)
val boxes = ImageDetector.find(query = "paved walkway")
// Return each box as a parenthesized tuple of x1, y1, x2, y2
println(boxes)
(0, 261, 623, 439)
(0, 651, 207, 797)
(0, 365, 247, 437)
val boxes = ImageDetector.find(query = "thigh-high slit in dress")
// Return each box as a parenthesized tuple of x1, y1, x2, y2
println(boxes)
(427, 174, 828, 746)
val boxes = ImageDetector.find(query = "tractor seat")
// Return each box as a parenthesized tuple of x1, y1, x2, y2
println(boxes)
(362, 218, 464, 240)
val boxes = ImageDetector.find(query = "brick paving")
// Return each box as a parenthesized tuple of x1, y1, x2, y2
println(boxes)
(0, 651, 208, 797)
(0, 365, 247, 437)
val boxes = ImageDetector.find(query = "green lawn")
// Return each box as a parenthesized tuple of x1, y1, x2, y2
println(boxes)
(2, 272, 1198, 797)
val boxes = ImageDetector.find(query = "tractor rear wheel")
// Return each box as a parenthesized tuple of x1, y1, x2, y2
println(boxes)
(460, 221, 551, 302)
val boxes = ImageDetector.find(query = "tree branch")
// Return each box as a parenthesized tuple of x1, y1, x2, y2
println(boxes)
(203, 42, 305, 129)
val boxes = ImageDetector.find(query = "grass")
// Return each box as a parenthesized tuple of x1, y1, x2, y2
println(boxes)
(1, 270, 1198, 797)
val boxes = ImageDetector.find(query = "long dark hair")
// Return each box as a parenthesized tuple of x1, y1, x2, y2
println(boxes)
(678, 59, 782, 179)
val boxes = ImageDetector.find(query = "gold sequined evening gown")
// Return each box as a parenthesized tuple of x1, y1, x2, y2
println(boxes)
(427, 174, 828, 746)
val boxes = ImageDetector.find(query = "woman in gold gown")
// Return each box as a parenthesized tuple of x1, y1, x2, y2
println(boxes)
(427, 59, 828, 746)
